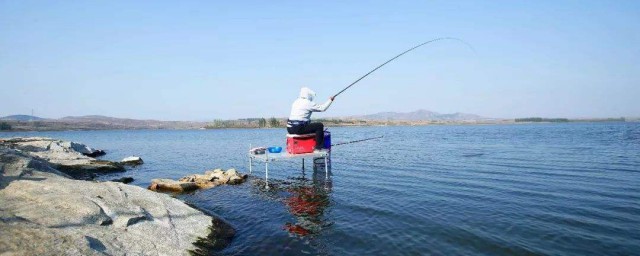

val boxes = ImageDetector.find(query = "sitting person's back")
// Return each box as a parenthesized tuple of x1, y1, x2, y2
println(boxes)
(287, 87, 334, 152)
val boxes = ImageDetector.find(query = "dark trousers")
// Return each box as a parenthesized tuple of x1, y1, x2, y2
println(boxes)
(287, 122, 324, 150)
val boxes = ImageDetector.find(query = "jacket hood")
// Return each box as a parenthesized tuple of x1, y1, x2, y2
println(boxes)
(299, 87, 316, 101)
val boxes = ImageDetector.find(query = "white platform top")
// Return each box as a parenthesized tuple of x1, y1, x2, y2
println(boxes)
(249, 151, 329, 161)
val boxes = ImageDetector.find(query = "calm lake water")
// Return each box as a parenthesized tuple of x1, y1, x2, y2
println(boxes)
(6, 123, 640, 255)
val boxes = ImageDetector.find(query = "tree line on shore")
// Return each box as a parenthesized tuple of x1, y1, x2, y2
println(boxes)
(205, 118, 282, 129)
(0, 122, 12, 130)
(515, 117, 626, 123)
(515, 117, 570, 123)
(203, 118, 371, 129)
(2, 116, 630, 131)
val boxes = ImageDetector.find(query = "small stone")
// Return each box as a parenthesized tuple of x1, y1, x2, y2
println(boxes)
(178, 175, 196, 182)
(217, 176, 230, 184)
(204, 169, 224, 180)
(179, 174, 210, 183)
(120, 156, 143, 165)
(85, 149, 106, 157)
(149, 179, 198, 192)
(225, 169, 238, 177)
(195, 180, 216, 189)
(193, 174, 210, 182)
(228, 176, 244, 185)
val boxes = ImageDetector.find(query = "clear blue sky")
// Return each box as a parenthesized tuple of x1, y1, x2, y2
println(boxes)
(1, 0, 638, 120)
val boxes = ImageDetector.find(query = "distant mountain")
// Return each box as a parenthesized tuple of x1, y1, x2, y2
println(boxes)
(0, 115, 206, 131)
(0, 115, 47, 121)
(56, 115, 199, 129)
(60, 115, 154, 122)
(350, 109, 491, 121)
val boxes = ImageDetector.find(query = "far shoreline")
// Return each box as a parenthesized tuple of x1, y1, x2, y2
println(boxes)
(0, 119, 634, 133)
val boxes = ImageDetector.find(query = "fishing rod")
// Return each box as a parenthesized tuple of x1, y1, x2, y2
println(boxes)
(333, 37, 475, 98)
(331, 136, 384, 147)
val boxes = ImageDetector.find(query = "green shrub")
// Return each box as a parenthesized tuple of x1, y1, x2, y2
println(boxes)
(0, 122, 11, 130)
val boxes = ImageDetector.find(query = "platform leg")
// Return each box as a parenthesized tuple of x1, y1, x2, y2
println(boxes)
(249, 157, 252, 174)
(265, 161, 269, 189)
(324, 156, 328, 180)
(302, 158, 305, 171)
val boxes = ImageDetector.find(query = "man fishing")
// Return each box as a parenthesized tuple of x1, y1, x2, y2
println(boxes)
(287, 87, 335, 152)
(285, 38, 469, 153)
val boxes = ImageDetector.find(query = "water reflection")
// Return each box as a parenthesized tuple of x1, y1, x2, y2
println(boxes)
(283, 163, 332, 237)
(251, 160, 333, 238)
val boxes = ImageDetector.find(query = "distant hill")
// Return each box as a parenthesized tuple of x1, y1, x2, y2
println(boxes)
(0, 115, 47, 121)
(60, 115, 154, 122)
(60, 115, 115, 121)
(55, 115, 201, 129)
(350, 109, 491, 121)
(1, 115, 205, 131)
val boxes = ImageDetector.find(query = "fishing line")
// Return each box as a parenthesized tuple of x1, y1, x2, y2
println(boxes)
(333, 37, 475, 98)
(331, 136, 384, 147)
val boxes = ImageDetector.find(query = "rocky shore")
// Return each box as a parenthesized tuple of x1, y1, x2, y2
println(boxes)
(1, 137, 124, 179)
(150, 168, 248, 192)
(0, 137, 234, 255)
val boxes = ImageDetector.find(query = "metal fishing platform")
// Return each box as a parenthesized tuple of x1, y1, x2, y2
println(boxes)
(248, 150, 330, 189)
(248, 131, 380, 189)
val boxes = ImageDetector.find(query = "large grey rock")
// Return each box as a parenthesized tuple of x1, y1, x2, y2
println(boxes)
(111, 177, 134, 184)
(64, 141, 94, 155)
(1, 137, 123, 179)
(2, 137, 104, 156)
(0, 145, 234, 255)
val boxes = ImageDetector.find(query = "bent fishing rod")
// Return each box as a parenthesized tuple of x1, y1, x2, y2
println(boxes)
(333, 37, 475, 98)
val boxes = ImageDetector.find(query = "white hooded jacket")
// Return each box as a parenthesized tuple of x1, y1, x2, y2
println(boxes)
(288, 87, 333, 122)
